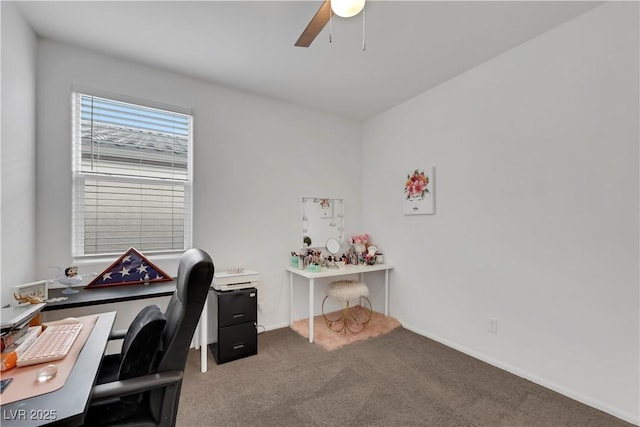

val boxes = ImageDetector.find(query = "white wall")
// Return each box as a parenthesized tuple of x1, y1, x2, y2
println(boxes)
(4, 2, 638, 423)
(362, 3, 638, 424)
(0, 2, 38, 306)
(33, 39, 362, 333)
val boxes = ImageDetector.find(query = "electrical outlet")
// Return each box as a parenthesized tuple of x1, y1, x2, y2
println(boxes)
(487, 317, 498, 334)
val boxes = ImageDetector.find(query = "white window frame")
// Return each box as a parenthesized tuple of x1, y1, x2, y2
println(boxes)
(71, 91, 193, 258)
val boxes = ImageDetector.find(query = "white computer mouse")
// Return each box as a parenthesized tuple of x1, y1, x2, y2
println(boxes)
(35, 364, 58, 383)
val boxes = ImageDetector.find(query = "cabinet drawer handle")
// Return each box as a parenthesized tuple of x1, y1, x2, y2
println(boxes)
(233, 343, 245, 350)
(232, 313, 244, 319)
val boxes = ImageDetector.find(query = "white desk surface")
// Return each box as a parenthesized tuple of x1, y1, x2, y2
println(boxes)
(286, 263, 394, 279)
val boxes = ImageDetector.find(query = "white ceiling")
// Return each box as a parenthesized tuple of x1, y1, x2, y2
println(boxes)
(14, 1, 601, 121)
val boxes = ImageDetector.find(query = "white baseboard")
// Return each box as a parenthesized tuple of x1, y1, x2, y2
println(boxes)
(263, 321, 290, 331)
(401, 323, 639, 426)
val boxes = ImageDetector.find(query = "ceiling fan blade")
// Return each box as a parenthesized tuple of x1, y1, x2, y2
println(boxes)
(295, 0, 332, 47)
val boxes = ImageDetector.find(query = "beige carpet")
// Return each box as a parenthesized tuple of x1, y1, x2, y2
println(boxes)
(290, 306, 401, 351)
(178, 327, 634, 427)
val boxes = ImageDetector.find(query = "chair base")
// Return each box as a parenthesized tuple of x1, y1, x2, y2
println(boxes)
(321, 297, 373, 334)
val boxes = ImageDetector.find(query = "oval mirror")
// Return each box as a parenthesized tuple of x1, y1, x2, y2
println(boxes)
(326, 238, 341, 255)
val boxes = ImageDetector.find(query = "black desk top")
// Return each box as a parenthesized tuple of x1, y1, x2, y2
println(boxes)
(44, 281, 176, 311)
(1, 311, 116, 427)
(1, 284, 177, 425)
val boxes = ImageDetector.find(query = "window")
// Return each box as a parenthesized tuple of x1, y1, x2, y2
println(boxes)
(72, 93, 192, 257)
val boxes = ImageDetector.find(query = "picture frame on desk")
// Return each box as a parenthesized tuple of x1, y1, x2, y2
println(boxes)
(11, 280, 48, 307)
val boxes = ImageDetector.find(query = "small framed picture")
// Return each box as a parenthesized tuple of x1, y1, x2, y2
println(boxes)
(403, 166, 435, 215)
(11, 280, 48, 307)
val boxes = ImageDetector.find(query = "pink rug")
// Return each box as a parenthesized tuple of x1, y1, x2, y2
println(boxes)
(291, 306, 401, 351)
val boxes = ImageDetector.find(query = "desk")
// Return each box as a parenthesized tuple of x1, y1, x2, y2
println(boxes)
(43, 283, 176, 311)
(1, 311, 116, 427)
(287, 264, 394, 343)
(44, 283, 210, 374)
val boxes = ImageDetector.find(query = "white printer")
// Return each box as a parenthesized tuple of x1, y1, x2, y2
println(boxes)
(212, 269, 259, 291)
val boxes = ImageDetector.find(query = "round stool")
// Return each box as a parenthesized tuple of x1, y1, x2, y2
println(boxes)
(322, 280, 373, 334)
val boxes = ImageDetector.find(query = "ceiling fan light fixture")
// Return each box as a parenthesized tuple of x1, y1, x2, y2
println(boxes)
(331, 0, 365, 18)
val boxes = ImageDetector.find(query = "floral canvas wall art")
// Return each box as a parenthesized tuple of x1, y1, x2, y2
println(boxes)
(403, 167, 435, 215)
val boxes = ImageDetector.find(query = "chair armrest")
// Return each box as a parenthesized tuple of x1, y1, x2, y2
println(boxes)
(108, 329, 127, 340)
(90, 371, 184, 401)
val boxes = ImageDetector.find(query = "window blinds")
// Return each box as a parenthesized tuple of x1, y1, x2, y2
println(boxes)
(72, 94, 192, 257)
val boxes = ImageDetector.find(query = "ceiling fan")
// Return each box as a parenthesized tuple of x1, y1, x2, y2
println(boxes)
(295, 0, 366, 47)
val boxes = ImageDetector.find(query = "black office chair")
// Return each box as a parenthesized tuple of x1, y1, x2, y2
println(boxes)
(84, 304, 167, 425)
(84, 248, 215, 427)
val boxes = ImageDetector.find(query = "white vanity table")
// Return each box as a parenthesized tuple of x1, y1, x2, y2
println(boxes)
(287, 263, 394, 343)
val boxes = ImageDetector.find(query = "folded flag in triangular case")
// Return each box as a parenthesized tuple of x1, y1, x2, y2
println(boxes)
(85, 247, 173, 288)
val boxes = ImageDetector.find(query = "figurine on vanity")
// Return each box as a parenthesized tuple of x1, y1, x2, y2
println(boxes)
(326, 255, 339, 269)
(365, 246, 378, 265)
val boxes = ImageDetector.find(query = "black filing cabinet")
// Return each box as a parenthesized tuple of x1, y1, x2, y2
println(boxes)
(209, 288, 258, 364)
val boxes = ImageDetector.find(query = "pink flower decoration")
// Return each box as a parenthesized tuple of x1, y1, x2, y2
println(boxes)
(404, 169, 430, 200)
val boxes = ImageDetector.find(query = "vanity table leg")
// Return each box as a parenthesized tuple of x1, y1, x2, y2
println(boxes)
(384, 269, 389, 316)
(309, 278, 315, 343)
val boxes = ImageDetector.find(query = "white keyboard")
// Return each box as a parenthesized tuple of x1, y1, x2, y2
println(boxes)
(17, 323, 83, 367)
